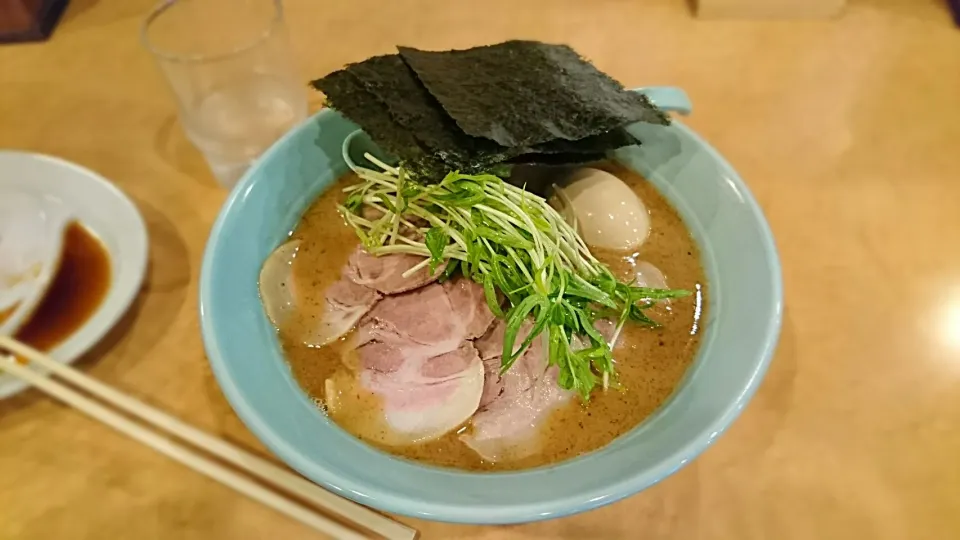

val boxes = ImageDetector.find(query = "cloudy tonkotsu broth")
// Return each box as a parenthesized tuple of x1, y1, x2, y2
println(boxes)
(274, 163, 706, 471)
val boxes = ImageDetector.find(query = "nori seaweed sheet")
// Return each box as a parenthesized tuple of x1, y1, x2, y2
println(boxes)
(312, 59, 640, 177)
(508, 152, 606, 166)
(398, 41, 669, 147)
(311, 40, 660, 181)
(310, 68, 448, 178)
(309, 69, 423, 163)
(346, 54, 518, 171)
(532, 128, 639, 154)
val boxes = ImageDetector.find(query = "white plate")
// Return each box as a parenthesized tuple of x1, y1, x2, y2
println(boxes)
(0, 151, 148, 399)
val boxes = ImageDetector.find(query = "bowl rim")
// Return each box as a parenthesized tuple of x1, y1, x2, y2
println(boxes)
(200, 106, 784, 523)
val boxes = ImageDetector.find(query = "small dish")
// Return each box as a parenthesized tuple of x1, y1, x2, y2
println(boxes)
(0, 151, 148, 399)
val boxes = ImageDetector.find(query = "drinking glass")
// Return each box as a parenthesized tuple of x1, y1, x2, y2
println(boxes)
(142, 0, 307, 188)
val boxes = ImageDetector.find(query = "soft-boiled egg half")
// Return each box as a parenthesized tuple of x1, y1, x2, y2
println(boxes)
(0, 191, 71, 335)
(552, 168, 651, 251)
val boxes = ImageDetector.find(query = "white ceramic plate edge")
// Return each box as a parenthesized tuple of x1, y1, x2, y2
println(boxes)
(0, 151, 149, 399)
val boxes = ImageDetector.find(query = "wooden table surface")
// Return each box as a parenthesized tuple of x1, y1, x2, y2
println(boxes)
(2, 0, 959, 538)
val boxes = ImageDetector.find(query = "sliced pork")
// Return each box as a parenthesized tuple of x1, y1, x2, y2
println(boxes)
(259, 240, 380, 346)
(474, 319, 534, 406)
(594, 318, 630, 350)
(442, 277, 497, 338)
(347, 276, 496, 444)
(356, 275, 494, 349)
(461, 326, 573, 462)
(360, 342, 484, 444)
(308, 277, 381, 347)
(594, 318, 616, 344)
(633, 260, 668, 289)
(479, 356, 504, 408)
(474, 317, 533, 361)
(345, 246, 446, 295)
(356, 282, 464, 352)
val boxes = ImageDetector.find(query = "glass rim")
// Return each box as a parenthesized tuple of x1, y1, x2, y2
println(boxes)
(141, 0, 285, 64)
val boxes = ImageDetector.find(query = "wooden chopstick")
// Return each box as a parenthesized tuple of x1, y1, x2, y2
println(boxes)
(0, 336, 418, 540)
(0, 356, 366, 540)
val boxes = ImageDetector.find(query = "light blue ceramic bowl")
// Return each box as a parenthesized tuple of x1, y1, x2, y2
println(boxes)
(199, 87, 783, 524)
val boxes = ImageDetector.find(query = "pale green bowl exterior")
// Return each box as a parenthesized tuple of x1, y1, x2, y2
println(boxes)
(199, 88, 783, 524)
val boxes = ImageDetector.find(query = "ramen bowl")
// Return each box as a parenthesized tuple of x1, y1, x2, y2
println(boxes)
(199, 87, 783, 524)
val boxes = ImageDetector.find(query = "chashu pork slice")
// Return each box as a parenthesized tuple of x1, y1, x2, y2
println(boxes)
(345, 246, 446, 295)
(355, 281, 464, 354)
(346, 276, 494, 445)
(355, 275, 495, 351)
(474, 318, 535, 407)
(360, 342, 484, 444)
(462, 320, 574, 462)
(259, 239, 380, 346)
(442, 276, 497, 339)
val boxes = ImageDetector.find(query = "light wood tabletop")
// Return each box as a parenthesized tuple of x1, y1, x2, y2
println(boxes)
(2, 0, 959, 538)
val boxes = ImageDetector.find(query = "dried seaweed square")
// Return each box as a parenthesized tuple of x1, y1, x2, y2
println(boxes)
(533, 128, 640, 154)
(309, 69, 426, 164)
(398, 41, 669, 147)
(344, 54, 513, 171)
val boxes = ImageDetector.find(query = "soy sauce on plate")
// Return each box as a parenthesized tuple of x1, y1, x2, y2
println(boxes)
(15, 222, 111, 351)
